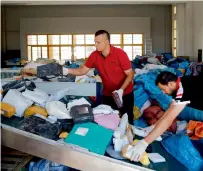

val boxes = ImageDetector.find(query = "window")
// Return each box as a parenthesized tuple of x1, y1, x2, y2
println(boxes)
(123, 34, 143, 60)
(27, 33, 143, 61)
(27, 35, 72, 61)
(174, 6, 176, 14)
(110, 34, 121, 44)
(173, 5, 177, 57)
(72, 34, 96, 59)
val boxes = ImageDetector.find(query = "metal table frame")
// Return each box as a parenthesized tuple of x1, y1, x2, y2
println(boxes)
(1, 124, 152, 171)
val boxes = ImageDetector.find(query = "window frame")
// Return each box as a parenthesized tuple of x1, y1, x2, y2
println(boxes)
(172, 5, 177, 57)
(26, 33, 144, 61)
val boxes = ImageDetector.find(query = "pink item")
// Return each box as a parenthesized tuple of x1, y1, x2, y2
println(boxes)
(94, 114, 120, 131)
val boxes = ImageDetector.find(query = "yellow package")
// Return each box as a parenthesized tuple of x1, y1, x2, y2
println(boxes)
(59, 132, 69, 139)
(0, 102, 15, 118)
(24, 105, 48, 118)
(122, 140, 150, 166)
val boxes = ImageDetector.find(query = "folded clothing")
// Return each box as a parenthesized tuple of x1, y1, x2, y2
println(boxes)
(18, 115, 62, 140)
(93, 104, 118, 115)
(94, 113, 120, 131)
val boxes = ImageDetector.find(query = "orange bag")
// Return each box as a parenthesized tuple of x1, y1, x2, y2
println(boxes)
(186, 120, 203, 140)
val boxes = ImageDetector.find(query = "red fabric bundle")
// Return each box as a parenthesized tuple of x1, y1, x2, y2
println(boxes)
(143, 106, 177, 133)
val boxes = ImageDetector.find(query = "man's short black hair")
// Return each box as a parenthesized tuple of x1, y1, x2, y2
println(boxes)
(155, 71, 178, 85)
(95, 30, 110, 41)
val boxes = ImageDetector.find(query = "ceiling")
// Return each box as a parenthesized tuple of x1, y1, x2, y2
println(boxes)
(1, 0, 184, 5)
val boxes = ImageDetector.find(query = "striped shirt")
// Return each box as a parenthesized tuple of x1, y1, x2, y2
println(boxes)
(175, 77, 184, 102)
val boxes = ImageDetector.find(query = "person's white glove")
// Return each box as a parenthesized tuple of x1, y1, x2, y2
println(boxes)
(63, 67, 69, 75)
(112, 89, 123, 106)
(130, 139, 148, 161)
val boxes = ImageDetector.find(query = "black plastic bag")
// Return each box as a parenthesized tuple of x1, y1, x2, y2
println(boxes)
(37, 63, 63, 79)
(70, 104, 94, 124)
(2, 78, 36, 97)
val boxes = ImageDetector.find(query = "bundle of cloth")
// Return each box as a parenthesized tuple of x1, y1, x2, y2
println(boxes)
(142, 106, 177, 133)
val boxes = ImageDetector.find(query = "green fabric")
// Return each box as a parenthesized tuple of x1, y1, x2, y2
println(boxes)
(65, 122, 113, 155)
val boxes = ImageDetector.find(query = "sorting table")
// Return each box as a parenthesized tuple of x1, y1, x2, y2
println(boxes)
(1, 81, 188, 171)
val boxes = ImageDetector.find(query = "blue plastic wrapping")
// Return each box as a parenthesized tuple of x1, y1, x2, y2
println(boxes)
(161, 134, 203, 171)
(134, 68, 174, 110)
(29, 159, 70, 171)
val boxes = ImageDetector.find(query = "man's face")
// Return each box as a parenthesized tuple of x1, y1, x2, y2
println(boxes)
(158, 82, 175, 95)
(94, 34, 109, 52)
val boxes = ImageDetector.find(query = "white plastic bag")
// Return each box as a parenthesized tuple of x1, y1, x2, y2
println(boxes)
(46, 101, 72, 119)
(2, 89, 33, 117)
(47, 88, 74, 102)
(67, 97, 91, 110)
(22, 88, 49, 104)
(93, 104, 119, 115)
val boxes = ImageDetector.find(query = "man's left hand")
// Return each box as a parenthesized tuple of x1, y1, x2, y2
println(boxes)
(113, 89, 123, 104)
(130, 139, 148, 161)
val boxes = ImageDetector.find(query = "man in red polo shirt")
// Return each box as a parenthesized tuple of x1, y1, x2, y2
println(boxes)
(63, 30, 134, 124)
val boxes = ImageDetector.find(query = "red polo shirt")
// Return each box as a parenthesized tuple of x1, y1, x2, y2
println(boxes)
(85, 46, 133, 96)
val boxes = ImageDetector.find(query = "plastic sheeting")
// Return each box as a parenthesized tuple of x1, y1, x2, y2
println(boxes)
(161, 133, 203, 171)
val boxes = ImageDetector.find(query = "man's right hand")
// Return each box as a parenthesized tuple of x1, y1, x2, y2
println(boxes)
(63, 67, 69, 75)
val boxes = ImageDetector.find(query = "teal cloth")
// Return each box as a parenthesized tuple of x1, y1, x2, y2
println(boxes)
(65, 122, 113, 155)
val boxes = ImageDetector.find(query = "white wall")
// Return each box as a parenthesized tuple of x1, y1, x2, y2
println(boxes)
(176, 2, 203, 61)
(1, 5, 172, 58)
(176, 4, 185, 56)
(20, 17, 150, 58)
(193, 2, 203, 60)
